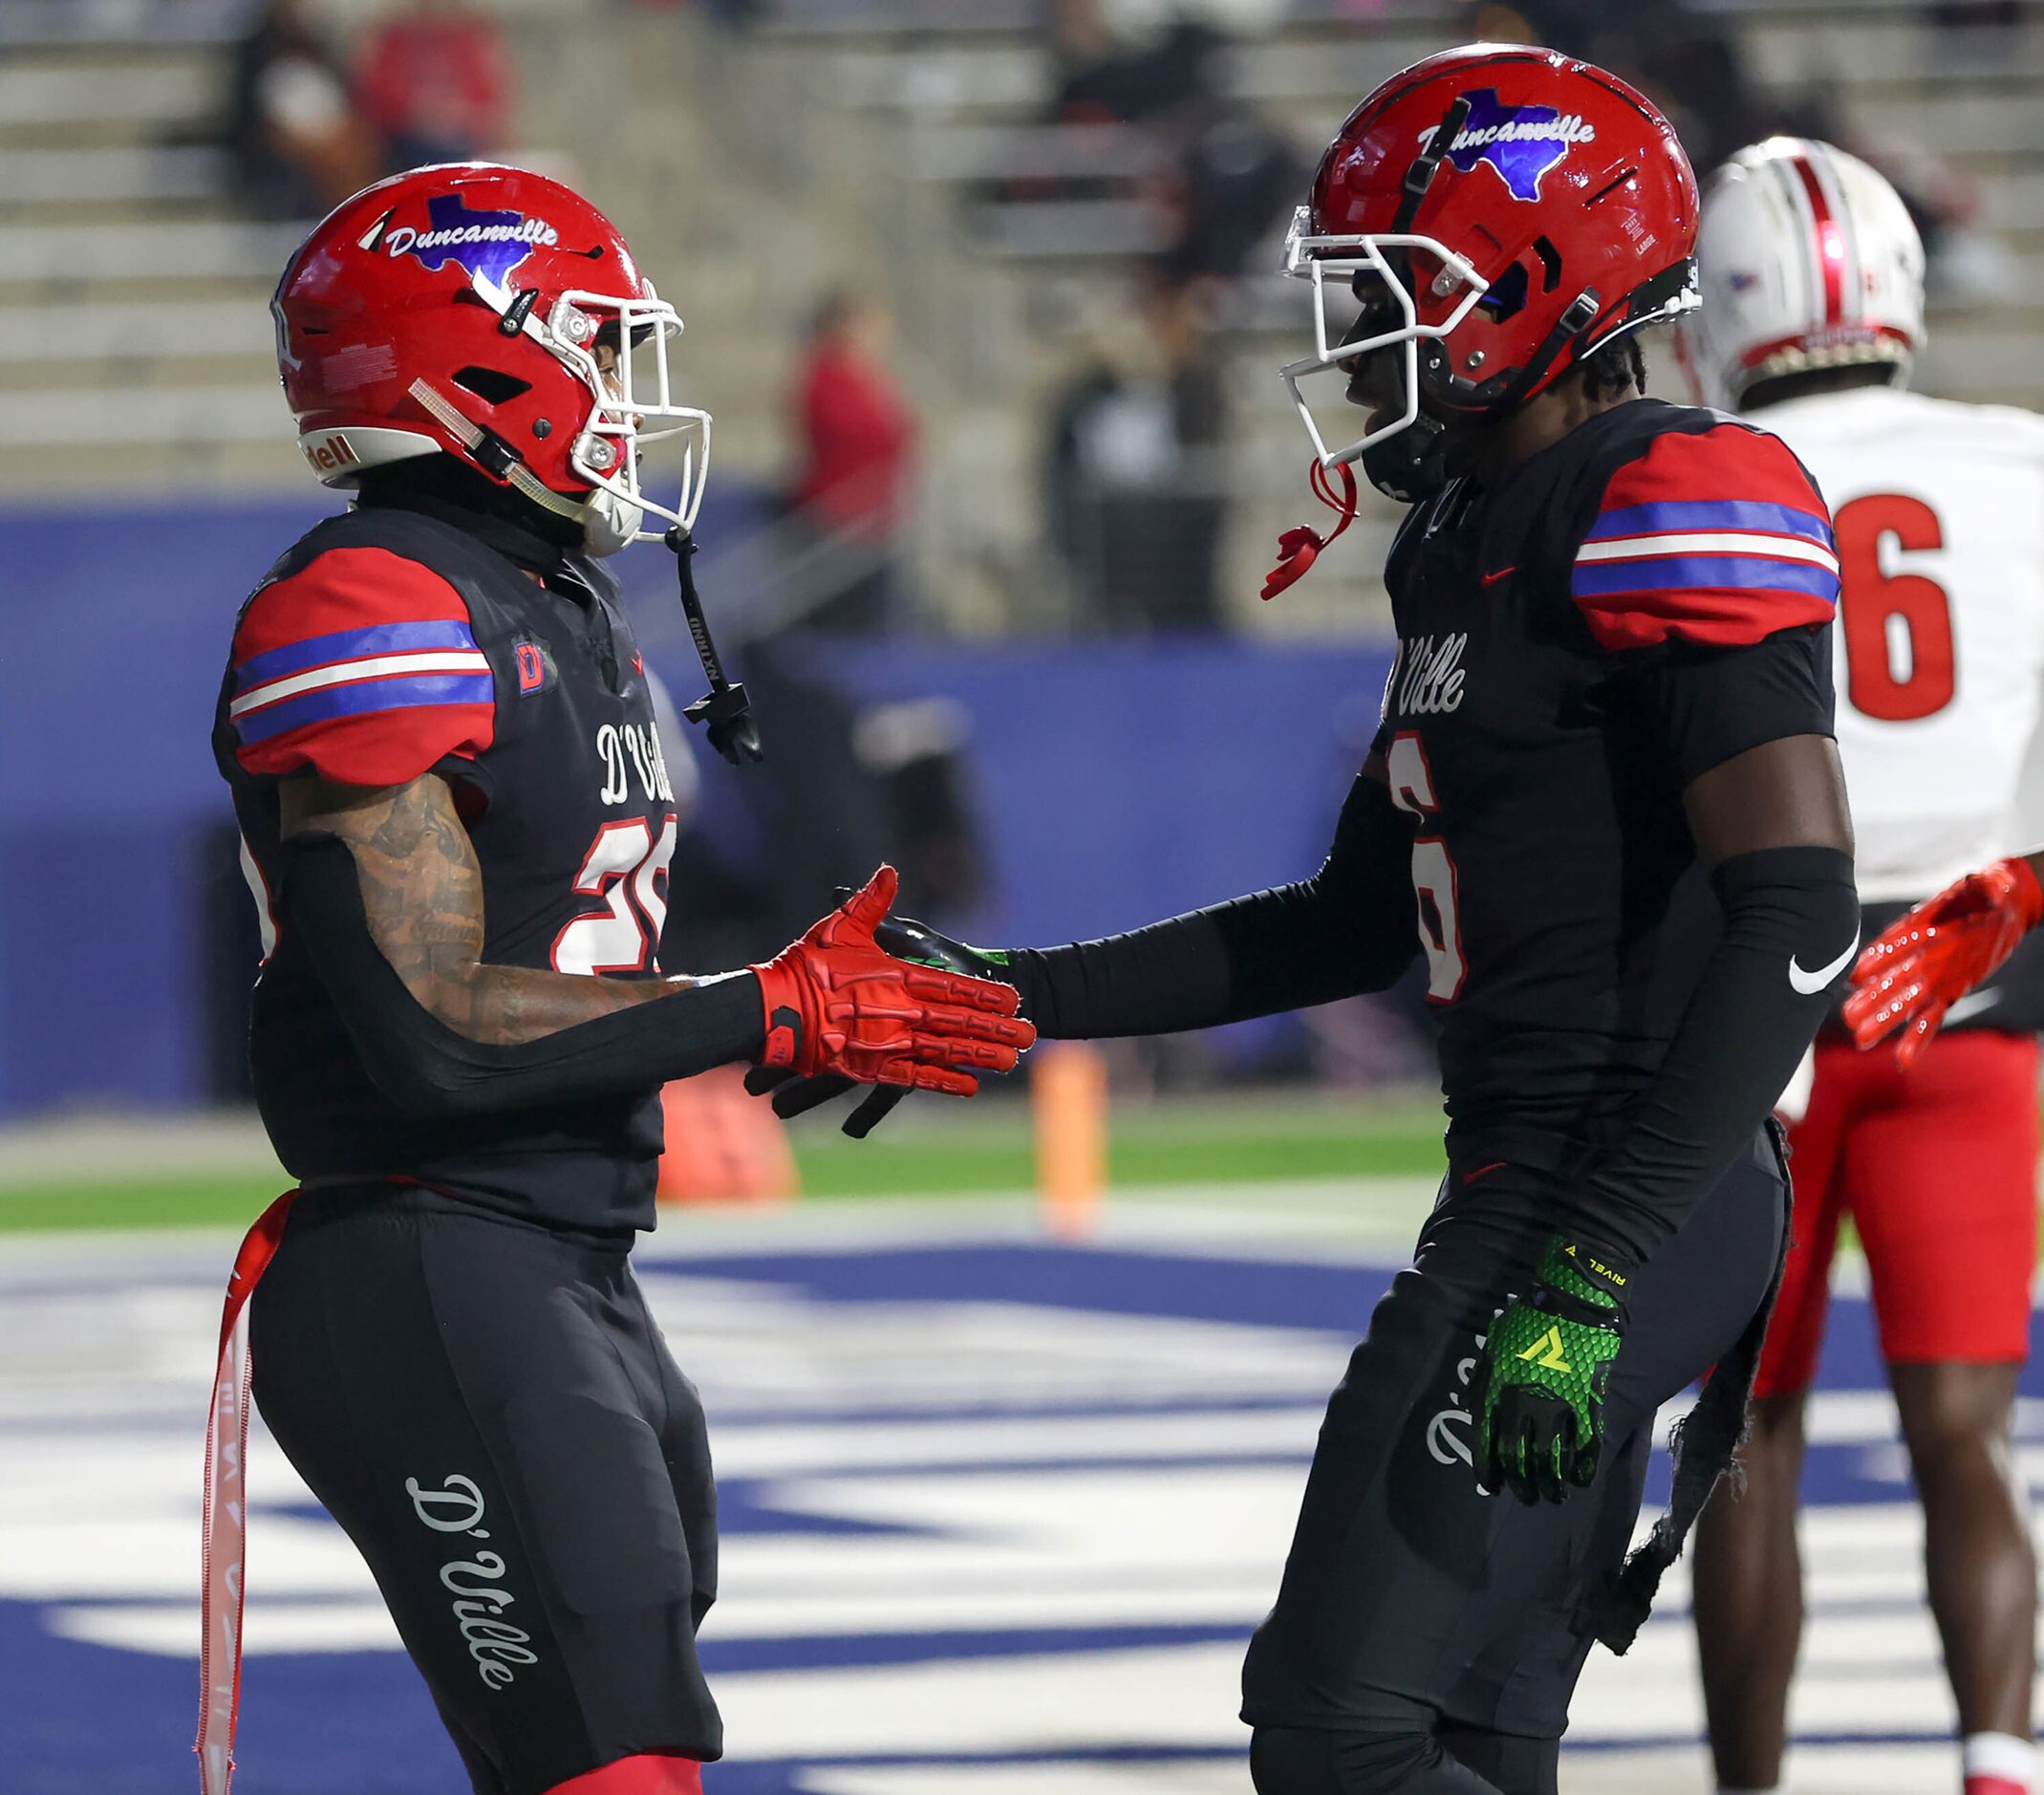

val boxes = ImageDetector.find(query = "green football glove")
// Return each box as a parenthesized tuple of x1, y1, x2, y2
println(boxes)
(1473, 1234, 1632, 1505)
(743, 909, 1019, 1135)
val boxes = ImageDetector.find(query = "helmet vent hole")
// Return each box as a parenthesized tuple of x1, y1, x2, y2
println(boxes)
(1534, 236, 1562, 293)
(1584, 168, 1639, 210)
(1478, 262, 1528, 323)
(453, 366, 532, 405)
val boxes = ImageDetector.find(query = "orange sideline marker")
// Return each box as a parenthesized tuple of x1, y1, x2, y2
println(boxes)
(1033, 1041, 1108, 1237)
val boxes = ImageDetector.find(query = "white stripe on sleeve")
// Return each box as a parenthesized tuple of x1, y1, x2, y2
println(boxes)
(228, 649, 494, 720)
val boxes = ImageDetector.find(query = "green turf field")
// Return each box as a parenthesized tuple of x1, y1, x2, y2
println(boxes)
(0, 1092, 1453, 1233)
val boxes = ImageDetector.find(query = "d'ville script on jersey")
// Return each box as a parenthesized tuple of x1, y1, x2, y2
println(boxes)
(598, 721, 675, 807)
(1388, 632, 1469, 718)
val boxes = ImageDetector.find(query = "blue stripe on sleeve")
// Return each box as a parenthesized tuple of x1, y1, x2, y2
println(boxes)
(234, 619, 481, 693)
(234, 672, 496, 746)
(1584, 500, 1834, 547)
(1570, 552, 1840, 604)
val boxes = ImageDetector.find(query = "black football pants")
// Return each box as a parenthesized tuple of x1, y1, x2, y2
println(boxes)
(248, 1184, 721, 1795)
(1241, 1131, 1788, 1795)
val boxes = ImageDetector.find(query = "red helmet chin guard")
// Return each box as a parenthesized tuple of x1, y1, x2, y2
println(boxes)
(273, 162, 710, 556)
(1279, 44, 1702, 475)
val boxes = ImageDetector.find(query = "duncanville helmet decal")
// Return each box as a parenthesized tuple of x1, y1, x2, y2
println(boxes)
(376, 194, 561, 286)
(1427, 88, 1598, 203)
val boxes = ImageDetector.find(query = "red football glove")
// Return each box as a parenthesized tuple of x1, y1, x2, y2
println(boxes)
(1840, 855, 2044, 1069)
(750, 866, 1034, 1096)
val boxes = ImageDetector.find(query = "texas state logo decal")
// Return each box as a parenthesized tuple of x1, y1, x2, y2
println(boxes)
(356, 193, 561, 285)
(1428, 89, 1598, 202)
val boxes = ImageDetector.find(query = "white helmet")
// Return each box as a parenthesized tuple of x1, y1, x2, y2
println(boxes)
(1679, 137, 1926, 411)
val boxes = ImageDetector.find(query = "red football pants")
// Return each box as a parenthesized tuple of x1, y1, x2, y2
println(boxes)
(1754, 1031, 2039, 1398)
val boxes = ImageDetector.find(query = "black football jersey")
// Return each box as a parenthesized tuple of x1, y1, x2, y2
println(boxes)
(1375, 399, 1839, 1173)
(213, 505, 681, 1237)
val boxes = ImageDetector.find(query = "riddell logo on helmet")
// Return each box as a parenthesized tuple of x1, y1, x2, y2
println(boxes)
(1421, 88, 1598, 203)
(301, 433, 357, 474)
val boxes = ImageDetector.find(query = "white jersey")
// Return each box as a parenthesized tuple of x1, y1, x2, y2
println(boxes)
(1756, 385, 2044, 901)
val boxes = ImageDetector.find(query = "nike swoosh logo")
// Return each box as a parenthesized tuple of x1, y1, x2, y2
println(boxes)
(1943, 988, 2000, 1027)
(1789, 929, 1861, 996)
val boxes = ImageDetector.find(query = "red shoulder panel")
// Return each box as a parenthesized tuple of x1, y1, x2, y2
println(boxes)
(227, 545, 496, 787)
(1570, 423, 1840, 652)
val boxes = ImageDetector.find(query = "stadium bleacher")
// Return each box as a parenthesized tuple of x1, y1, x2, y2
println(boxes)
(2, 0, 2040, 606)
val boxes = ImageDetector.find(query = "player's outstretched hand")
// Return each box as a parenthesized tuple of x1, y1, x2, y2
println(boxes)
(746, 903, 1023, 1133)
(749, 867, 1034, 1098)
(1472, 1236, 1631, 1505)
(1841, 855, 2044, 1070)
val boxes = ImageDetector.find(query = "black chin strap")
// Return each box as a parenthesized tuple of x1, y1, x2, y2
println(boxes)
(664, 526, 763, 767)
(1394, 95, 1472, 231)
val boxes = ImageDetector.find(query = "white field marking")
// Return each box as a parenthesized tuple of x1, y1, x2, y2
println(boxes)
(714, 1640, 1251, 1756)
(799, 1766, 1250, 1795)
(636, 1287, 1352, 1418)
(635, 1180, 1447, 1259)
(1553, 1744, 1962, 1795)
(1, 1226, 2036, 1786)
(702, 1405, 1327, 1479)
(54, 1601, 401, 1657)
(798, 1756, 1981, 1795)
(709, 1590, 1997, 1763)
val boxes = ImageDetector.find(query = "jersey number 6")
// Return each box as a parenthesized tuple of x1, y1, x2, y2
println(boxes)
(1834, 492, 1955, 723)
(1387, 731, 1467, 1003)
(552, 814, 678, 976)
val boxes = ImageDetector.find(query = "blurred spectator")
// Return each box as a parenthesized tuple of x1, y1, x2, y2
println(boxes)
(1158, 90, 1302, 281)
(228, 0, 382, 217)
(1465, 0, 2001, 298)
(1053, 14, 1223, 127)
(1040, 11, 1298, 282)
(1044, 272, 1228, 633)
(1049, 0, 1117, 107)
(1929, 1, 2025, 24)
(787, 292, 919, 635)
(1466, 0, 1769, 173)
(853, 698, 991, 922)
(355, 0, 515, 171)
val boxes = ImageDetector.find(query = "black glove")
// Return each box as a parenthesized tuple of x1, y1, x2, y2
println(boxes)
(742, 908, 1021, 1136)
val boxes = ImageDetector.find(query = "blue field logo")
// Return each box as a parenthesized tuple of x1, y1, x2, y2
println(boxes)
(381, 194, 560, 285)
(1432, 88, 1598, 202)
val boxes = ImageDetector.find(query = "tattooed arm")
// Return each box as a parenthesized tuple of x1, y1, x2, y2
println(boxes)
(273, 769, 1030, 1119)
(280, 770, 692, 1046)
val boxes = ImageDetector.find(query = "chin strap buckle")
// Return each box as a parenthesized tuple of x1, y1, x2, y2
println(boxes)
(664, 526, 764, 766)
(1262, 458, 1359, 599)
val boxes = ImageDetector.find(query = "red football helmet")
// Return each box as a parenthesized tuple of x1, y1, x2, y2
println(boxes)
(1280, 45, 1701, 475)
(272, 162, 709, 556)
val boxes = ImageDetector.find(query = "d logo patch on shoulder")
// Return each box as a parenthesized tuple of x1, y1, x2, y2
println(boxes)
(513, 640, 552, 696)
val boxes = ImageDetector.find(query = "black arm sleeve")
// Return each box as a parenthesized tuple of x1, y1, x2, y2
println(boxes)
(1004, 770, 1420, 1040)
(280, 835, 766, 1119)
(1575, 845, 1859, 1262)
